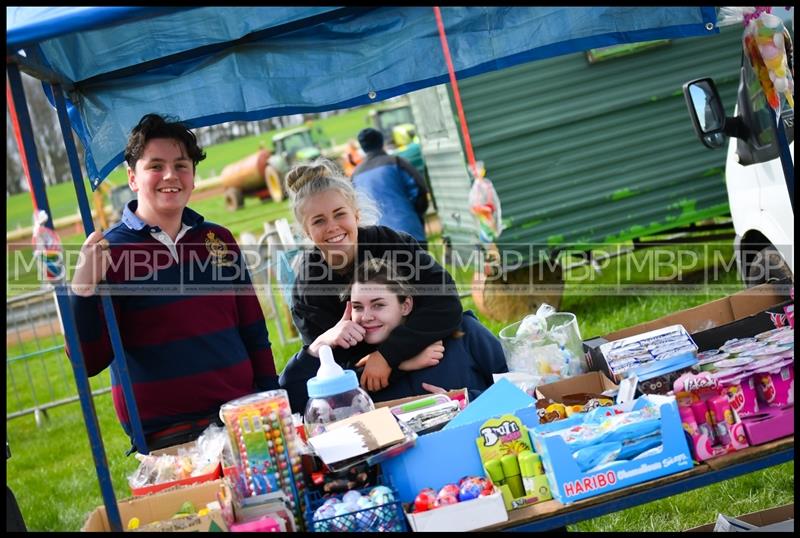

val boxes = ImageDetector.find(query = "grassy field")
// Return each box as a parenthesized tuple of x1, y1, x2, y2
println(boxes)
(5, 237, 794, 531)
(7, 103, 377, 233)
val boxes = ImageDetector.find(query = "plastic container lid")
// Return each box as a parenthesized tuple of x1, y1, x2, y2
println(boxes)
(306, 345, 360, 398)
(628, 351, 698, 382)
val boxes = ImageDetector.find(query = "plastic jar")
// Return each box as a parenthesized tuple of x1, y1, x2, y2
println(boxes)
(304, 345, 375, 438)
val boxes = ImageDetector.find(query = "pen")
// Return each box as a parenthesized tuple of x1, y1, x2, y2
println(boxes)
(395, 395, 446, 413)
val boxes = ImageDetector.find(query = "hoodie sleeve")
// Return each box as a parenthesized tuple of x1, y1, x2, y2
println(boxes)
(461, 312, 509, 384)
(374, 227, 463, 368)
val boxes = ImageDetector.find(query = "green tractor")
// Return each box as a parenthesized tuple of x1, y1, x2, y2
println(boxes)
(368, 98, 426, 180)
(220, 125, 329, 210)
(367, 98, 431, 213)
(269, 125, 324, 179)
(370, 99, 417, 149)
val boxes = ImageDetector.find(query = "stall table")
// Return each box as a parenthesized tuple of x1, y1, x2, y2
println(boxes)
(480, 436, 794, 532)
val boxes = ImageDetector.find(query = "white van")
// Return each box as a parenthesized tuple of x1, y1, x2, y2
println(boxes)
(683, 16, 794, 287)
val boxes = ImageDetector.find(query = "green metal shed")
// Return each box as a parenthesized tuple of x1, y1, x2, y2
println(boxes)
(411, 24, 744, 266)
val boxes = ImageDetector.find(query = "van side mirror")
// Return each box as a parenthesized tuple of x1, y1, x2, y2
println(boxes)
(683, 78, 727, 149)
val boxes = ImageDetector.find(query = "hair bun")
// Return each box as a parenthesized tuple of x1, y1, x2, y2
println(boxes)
(285, 166, 311, 193)
(285, 159, 342, 194)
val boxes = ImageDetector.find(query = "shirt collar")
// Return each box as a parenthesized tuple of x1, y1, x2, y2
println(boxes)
(121, 199, 204, 232)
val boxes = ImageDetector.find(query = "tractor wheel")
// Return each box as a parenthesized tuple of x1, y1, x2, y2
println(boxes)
(224, 187, 244, 211)
(265, 165, 285, 202)
(472, 259, 565, 323)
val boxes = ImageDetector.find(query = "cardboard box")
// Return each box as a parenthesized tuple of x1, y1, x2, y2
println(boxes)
(533, 372, 618, 422)
(529, 396, 694, 504)
(82, 479, 232, 532)
(405, 490, 508, 532)
(584, 284, 789, 382)
(381, 379, 541, 503)
(535, 371, 618, 402)
(684, 503, 793, 532)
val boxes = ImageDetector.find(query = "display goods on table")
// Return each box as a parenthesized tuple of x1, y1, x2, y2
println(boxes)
(81, 285, 793, 532)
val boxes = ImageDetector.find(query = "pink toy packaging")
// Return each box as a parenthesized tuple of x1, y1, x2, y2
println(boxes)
(707, 396, 733, 446)
(716, 372, 760, 418)
(739, 405, 794, 445)
(754, 360, 794, 408)
(673, 372, 749, 461)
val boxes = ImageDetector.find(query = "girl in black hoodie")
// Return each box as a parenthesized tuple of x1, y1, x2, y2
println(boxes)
(278, 159, 464, 413)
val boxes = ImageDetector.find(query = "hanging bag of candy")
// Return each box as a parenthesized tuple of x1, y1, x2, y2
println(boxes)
(741, 7, 794, 113)
(467, 161, 504, 244)
(31, 209, 64, 282)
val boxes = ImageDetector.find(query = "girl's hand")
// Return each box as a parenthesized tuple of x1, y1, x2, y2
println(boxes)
(308, 302, 366, 356)
(356, 351, 391, 392)
(71, 231, 111, 297)
(421, 382, 447, 394)
(397, 340, 444, 371)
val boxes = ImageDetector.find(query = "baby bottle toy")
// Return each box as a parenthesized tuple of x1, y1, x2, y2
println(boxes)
(304, 345, 375, 438)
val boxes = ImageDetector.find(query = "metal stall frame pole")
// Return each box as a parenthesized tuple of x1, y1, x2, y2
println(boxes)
(6, 63, 123, 532)
(49, 83, 150, 455)
(771, 107, 795, 213)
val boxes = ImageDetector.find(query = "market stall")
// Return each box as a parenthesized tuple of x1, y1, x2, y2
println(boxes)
(6, 6, 793, 532)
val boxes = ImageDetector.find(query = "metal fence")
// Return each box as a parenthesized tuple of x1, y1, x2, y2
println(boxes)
(6, 287, 111, 425)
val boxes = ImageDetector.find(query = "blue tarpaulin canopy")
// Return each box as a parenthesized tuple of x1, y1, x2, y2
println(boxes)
(7, 6, 717, 186)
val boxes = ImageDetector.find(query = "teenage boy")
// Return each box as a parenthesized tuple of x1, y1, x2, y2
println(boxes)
(69, 114, 278, 453)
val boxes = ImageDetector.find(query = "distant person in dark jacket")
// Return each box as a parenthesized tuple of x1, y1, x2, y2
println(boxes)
(277, 159, 463, 413)
(352, 127, 429, 248)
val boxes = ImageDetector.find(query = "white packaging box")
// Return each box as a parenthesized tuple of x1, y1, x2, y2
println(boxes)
(405, 491, 508, 532)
